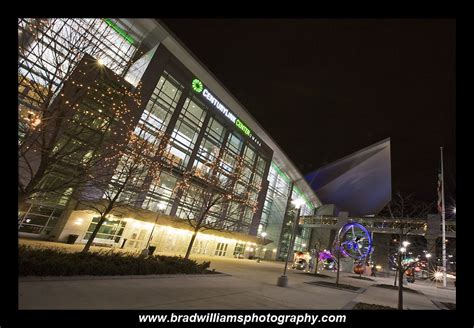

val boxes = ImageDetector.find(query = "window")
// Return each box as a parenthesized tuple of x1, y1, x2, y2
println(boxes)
(198, 139, 220, 163)
(215, 242, 228, 256)
(194, 118, 226, 174)
(136, 72, 184, 148)
(206, 118, 226, 143)
(193, 239, 209, 255)
(142, 172, 177, 214)
(233, 242, 245, 257)
(84, 216, 126, 243)
(244, 145, 256, 165)
(167, 96, 207, 169)
(18, 18, 137, 110)
(227, 133, 243, 154)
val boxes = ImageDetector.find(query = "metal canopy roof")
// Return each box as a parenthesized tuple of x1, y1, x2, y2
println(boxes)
(305, 138, 392, 216)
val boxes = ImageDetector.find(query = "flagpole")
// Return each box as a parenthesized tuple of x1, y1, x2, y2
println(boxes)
(440, 147, 447, 287)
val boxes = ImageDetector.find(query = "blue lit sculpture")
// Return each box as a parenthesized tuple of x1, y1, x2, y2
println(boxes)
(335, 222, 372, 260)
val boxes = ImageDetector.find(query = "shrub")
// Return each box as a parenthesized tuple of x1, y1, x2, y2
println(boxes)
(353, 302, 397, 310)
(19, 246, 211, 276)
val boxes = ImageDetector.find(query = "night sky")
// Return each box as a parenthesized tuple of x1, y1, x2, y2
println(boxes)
(162, 19, 456, 202)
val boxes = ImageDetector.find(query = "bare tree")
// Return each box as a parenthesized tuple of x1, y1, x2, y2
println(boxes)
(78, 132, 169, 253)
(333, 239, 344, 286)
(18, 18, 138, 209)
(172, 150, 260, 259)
(378, 192, 435, 309)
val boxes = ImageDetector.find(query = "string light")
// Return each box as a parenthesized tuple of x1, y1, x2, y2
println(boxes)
(19, 18, 266, 240)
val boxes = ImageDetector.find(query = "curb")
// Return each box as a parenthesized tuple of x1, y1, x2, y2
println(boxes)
(430, 300, 448, 310)
(304, 281, 369, 294)
(19, 272, 231, 282)
(341, 301, 358, 310)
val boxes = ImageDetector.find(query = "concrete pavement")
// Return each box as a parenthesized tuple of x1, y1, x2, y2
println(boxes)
(18, 240, 455, 309)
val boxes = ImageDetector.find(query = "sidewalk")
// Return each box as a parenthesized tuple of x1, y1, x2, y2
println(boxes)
(19, 266, 453, 310)
(18, 239, 455, 310)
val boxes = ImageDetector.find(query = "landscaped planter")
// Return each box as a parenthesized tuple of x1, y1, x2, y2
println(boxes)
(19, 246, 210, 276)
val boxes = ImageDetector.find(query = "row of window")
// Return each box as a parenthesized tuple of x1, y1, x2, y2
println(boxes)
(110, 69, 269, 233)
(19, 18, 136, 100)
(83, 217, 230, 256)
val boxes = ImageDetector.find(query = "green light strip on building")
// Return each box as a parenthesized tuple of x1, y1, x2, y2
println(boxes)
(271, 162, 314, 210)
(271, 162, 291, 184)
(103, 19, 135, 45)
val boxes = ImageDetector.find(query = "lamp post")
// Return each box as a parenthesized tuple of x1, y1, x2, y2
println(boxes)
(277, 198, 305, 287)
(141, 203, 166, 256)
(402, 241, 410, 260)
(425, 253, 432, 278)
(440, 147, 447, 287)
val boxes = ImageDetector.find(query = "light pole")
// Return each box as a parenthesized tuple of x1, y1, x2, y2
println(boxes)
(440, 147, 447, 287)
(277, 198, 305, 287)
(402, 241, 410, 261)
(425, 253, 432, 278)
(142, 203, 166, 256)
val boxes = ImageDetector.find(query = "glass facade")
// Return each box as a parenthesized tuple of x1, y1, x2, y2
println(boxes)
(18, 18, 142, 235)
(259, 164, 292, 254)
(84, 217, 127, 243)
(18, 18, 136, 110)
(18, 19, 320, 258)
(18, 202, 63, 237)
(262, 163, 315, 260)
(91, 64, 271, 235)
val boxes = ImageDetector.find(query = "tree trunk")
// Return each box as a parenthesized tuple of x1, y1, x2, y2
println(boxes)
(184, 231, 198, 260)
(314, 258, 320, 275)
(82, 215, 106, 253)
(18, 194, 30, 215)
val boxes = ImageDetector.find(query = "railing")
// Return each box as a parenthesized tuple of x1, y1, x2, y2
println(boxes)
(300, 215, 456, 237)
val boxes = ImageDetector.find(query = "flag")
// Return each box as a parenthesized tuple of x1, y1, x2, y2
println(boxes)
(437, 172, 443, 214)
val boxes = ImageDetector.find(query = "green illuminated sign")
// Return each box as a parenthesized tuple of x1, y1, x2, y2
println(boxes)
(235, 119, 251, 136)
(192, 79, 203, 93)
(192, 78, 262, 147)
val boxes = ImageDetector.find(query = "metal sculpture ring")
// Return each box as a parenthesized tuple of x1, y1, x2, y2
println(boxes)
(336, 222, 372, 260)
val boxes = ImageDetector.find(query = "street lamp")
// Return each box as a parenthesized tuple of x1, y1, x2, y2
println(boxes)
(277, 198, 305, 287)
(424, 253, 432, 277)
(402, 241, 410, 247)
(141, 203, 166, 256)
